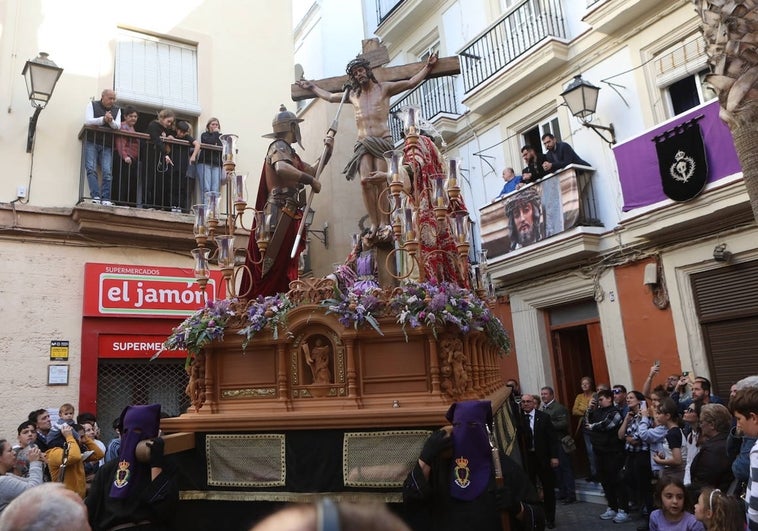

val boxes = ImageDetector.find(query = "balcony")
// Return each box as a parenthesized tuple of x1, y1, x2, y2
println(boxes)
(583, 0, 664, 35)
(614, 100, 749, 246)
(388, 75, 463, 143)
(70, 126, 228, 252)
(459, 0, 568, 94)
(374, 0, 440, 46)
(479, 165, 601, 279)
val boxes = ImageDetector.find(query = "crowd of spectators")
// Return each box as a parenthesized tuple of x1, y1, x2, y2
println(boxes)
(523, 368, 758, 530)
(0, 402, 177, 530)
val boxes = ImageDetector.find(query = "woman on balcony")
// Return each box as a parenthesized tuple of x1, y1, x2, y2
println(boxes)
(197, 117, 223, 199)
(144, 109, 176, 210)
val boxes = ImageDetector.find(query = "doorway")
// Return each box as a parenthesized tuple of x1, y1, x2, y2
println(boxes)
(548, 301, 609, 478)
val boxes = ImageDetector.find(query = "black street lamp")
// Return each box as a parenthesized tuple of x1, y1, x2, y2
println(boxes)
(560, 75, 616, 145)
(21, 52, 64, 153)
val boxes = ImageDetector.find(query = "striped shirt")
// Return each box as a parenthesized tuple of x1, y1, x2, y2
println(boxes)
(748, 439, 758, 530)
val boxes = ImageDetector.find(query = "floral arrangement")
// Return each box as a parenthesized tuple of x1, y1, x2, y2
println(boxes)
(157, 280, 510, 364)
(238, 293, 292, 348)
(321, 285, 384, 335)
(389, 281, 510, 353)
(155, 298, 237, 365)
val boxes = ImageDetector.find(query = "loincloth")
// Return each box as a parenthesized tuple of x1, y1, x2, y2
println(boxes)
(342, 136, 395, 181)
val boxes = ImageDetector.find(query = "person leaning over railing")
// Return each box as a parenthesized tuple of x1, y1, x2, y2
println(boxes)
(83, 89, 121, 205)
(144, 109, 176, 210)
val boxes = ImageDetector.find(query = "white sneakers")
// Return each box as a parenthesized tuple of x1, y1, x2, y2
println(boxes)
(91, 197, 114, 206)
(101, 200, 113, 206)
(599, 508, 617, 520)
(613, 510, 632, 523)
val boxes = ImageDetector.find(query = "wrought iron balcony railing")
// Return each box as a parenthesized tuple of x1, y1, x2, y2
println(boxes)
(388, 75, 462, 143)
(78, 126, 221, 212)
(459, 0, 567, 93)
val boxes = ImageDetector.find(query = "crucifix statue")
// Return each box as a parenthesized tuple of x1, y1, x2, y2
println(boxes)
(294, 39, 460, 239)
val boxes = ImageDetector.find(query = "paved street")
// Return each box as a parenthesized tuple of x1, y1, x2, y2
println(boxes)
(546, 478, 644, 530)
(554, 500, 642, 530)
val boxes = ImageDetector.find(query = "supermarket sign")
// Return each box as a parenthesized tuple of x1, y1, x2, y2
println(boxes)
(83, 263, 223, 318)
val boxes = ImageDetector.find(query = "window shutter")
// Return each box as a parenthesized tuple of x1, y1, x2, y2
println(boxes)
(654, 34, 708, 88)
(115, 29, 200, 115)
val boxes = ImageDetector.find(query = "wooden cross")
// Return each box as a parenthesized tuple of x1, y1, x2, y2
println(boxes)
(291, 38, 461, 101)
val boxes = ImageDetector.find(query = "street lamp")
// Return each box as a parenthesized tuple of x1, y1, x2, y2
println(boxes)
(21, 52, 64, 153)
(560, 75, 616, 146)
(305, 208, 329, 249)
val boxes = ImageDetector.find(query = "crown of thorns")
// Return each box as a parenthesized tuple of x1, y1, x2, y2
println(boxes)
(504, 187, 540, 216)
(346, 58, 372, 76)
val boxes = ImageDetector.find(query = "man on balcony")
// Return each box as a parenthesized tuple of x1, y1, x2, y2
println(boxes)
(297, 54, 437, 238)
(495, 167, 521, 198)
(541, 133, 589, 174)
(520, 145, 546, 186)
(84, 89, 121, 205)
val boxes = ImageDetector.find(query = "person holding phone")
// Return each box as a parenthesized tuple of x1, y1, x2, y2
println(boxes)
(617, 391, 655, 523)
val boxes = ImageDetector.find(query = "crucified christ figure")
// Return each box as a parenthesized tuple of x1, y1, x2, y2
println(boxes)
(297, 53, 438, 237)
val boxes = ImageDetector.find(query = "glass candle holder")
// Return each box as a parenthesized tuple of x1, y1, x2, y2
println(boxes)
(432, 175, 448, 207)
(401, 105, 421, 137)
(403, 207, 417, 241)
(452, 212, 470, 244)
(219, 134, 238, 169)
(255, 211, 270, 243)
(205, 191, 221, 222)
(383, 149, 403, 183)
(233, 173, 247, 205)
(193, 204, 208, 237)
(447, 158, 459, 189)
(191, 247, 210, 280)
(215, 235, 235, 269)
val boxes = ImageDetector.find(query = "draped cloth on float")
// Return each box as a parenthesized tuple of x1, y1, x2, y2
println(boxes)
(403, 135, 470, 287)
(239, 158, 306, 299)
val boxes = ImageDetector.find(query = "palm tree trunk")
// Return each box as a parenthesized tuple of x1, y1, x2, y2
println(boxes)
(692, 0, 758, 222)
(731, 117, 758, 222)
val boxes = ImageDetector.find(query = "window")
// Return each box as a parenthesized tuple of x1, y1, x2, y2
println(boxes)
(650, 33, 716, 118)
(115, 28, 200, 115)
(521, 115, 561, 155)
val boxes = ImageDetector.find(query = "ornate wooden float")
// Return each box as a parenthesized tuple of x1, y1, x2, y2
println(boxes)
(162, 278, 509, 434)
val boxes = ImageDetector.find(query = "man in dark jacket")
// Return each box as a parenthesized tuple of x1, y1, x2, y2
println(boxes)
(540, 386, 576, 504)
(522, 394, 560, 528)
(586, 389, 627, 522)
(541, 133, 590, 173)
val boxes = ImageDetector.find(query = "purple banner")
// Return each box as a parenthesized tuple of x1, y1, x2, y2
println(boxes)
(615, 100, 742, 211)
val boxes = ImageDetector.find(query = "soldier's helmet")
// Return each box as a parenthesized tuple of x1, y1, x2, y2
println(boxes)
(263, 104, 304, 146)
